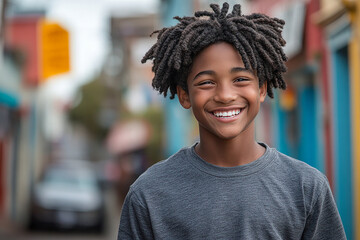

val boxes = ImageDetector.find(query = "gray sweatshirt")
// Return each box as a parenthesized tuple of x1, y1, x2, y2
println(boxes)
(118, 143, 346, 239)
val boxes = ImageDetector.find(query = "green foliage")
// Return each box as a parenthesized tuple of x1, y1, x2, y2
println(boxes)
(68, 77, 108, 139)
(121, 106, 165, 165)
(142, 106, 165, 165)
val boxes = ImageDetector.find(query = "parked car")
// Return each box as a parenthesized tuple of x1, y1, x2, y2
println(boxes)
(28, 160, 105, 232)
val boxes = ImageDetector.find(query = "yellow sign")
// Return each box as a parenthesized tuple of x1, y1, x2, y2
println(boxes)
(39, 20, 70, 80)
(279, 86, 297, 111)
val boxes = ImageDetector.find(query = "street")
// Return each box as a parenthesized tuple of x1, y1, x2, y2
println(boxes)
(0, 187, 121, 240)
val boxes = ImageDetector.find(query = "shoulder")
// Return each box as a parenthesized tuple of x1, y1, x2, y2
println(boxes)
(272, 148, 328, 184)
(269, 148, 331, 209)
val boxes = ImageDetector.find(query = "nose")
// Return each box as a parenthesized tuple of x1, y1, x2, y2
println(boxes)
(213, 83, 236, 103)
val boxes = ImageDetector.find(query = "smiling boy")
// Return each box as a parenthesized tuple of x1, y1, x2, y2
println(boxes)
(118, 3, 346, 239)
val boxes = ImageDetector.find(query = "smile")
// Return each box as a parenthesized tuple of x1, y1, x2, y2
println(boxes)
(212, 108, 243, 118)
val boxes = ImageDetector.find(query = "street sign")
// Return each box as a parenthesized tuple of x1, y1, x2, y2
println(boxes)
(38, 20, 70, 80)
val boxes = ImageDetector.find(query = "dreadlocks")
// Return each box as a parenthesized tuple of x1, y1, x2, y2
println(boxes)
(142, 2, 288, 99)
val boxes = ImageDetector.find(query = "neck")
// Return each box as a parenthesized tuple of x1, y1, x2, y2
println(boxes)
(196, 123, 265, 167)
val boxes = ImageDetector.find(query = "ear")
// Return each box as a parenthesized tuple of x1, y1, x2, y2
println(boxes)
(177, 86, 191, 109)
(259, 81, 267, 103)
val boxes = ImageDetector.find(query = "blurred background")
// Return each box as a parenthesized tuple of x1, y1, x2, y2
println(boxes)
(0, 0, 359, 239)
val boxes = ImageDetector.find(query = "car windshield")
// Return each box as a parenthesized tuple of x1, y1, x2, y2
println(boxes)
(43, 168, 97, 191)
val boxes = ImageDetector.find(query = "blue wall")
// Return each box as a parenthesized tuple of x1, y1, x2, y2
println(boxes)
(274, 74, 323, 172)
(298, 84, 322, 171)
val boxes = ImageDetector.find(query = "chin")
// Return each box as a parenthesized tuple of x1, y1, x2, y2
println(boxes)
(215, 124, 253, 140)
(215, 131, 243, 140)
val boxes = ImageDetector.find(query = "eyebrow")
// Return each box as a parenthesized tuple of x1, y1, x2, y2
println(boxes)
(230, 67, 255, 75)
(192, 67, 255, 81)
(192, 70, 215, 81)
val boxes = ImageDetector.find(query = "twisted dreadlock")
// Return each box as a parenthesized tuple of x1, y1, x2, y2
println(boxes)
(142, 2, 287, 99)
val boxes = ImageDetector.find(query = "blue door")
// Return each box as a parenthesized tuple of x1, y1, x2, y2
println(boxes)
(331, 44, 353, 239)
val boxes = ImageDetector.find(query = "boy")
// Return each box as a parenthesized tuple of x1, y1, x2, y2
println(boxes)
(118, 2, 346, 239)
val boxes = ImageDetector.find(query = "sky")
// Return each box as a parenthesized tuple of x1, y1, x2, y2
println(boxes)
(13, 0, 159, 101)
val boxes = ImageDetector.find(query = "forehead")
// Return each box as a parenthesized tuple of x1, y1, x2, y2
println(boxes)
(191, 42, 245, 70)
(188, 42, 252, 77)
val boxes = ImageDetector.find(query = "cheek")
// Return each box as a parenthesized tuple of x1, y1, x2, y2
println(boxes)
(190, 94, 205, 109)
(189, 88, 207, 104)
(245, 87, 261, 103)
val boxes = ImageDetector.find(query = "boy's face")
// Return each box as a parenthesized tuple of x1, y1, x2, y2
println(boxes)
(177, 42, 267, 140)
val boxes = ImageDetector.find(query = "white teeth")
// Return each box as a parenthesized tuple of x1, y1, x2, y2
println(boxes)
(213, 109, 242, 118)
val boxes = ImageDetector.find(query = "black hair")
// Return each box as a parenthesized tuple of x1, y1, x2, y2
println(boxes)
(142, 2, 287, 99)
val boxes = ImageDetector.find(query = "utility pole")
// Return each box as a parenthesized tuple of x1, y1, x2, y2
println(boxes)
(161, 0, 193, 157)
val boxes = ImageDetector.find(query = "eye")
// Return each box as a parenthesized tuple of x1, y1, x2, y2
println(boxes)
(234, 77, 249, 83)
(196, 80, 214, 86)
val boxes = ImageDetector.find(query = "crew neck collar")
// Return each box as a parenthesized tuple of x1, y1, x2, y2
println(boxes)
(185, 142, 276, 177)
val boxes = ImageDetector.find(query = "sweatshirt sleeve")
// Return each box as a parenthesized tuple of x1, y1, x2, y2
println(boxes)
(301, 179, 346, 240)
(117, 189, 154, 240)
